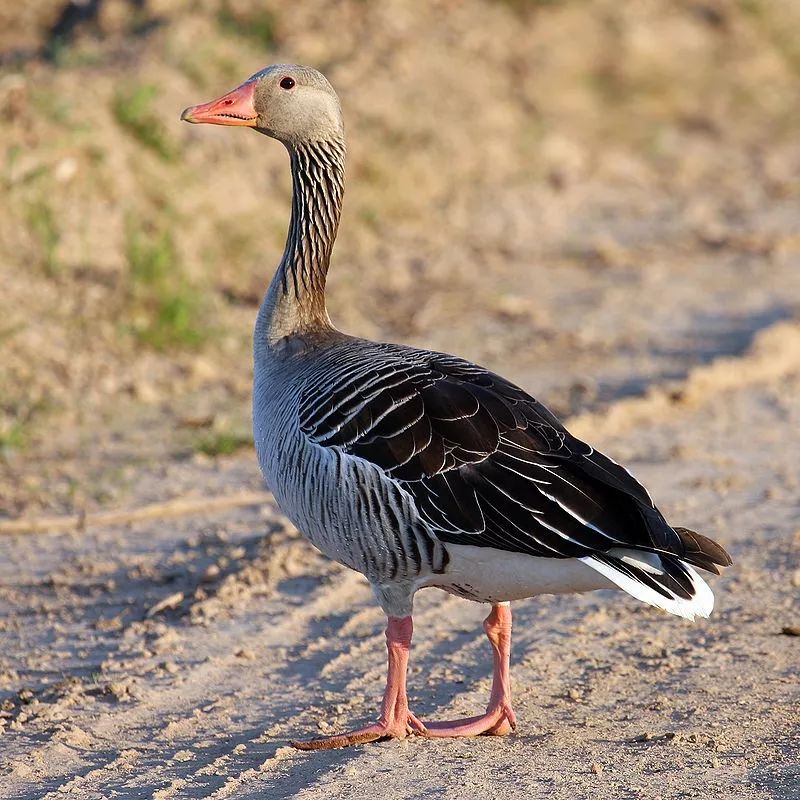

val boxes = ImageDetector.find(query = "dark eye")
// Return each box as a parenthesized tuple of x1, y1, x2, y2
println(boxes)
(279, 77, 295, 90)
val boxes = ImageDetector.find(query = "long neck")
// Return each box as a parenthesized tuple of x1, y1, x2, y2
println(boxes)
(257, 138, 345, 345)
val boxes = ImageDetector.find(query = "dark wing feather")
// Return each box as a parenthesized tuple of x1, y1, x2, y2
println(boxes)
(673, 527, 733, 574)
(299, 344, 730, 569)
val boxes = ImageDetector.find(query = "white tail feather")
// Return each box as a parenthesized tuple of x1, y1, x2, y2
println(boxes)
(581, 549, 714, 621)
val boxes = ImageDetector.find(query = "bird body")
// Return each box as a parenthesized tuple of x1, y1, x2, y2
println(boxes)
(182, 64, 731, 749)
(253, 335, 613, 611)
(254, 335, 719, 621)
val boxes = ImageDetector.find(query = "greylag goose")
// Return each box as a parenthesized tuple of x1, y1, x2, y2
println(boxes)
(181, 65, 731, 750)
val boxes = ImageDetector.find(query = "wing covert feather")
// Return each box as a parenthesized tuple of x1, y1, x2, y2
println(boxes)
(299, 344, 686, 561)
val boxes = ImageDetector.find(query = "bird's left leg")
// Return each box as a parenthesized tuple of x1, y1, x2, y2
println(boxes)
(424, 601, 517, 737)
(292, 615, 427, 750)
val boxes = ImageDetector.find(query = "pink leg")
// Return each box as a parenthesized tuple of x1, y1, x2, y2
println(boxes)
(292, 615, 427, 750)
(425, 602, 517, 737)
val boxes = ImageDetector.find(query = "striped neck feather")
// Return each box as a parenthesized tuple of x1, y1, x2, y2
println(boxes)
(258, 138, 345, 344)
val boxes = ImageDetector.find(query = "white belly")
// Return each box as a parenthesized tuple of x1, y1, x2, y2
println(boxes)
(424, 543, 616, 603)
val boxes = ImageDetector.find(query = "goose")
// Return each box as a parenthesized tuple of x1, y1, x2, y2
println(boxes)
(181, 65, 731, 751)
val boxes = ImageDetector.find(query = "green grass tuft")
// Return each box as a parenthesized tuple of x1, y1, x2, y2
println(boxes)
(217, 2, 278, 48)
(133, 289, 206, 351)
(489, 0, 572, 12)
(112, 84, 176, 161)
(194, 429, 253, 457)
(126, 220, 175, 287)
(26, 200, 61, 276)
(124, 218, 206, 351)
(0, 421, 27, 456)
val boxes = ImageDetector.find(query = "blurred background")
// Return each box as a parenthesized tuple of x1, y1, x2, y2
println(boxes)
(2, 0, 800, 518)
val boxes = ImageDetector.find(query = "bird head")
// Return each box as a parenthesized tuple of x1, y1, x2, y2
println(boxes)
(180, 64, 344, 146)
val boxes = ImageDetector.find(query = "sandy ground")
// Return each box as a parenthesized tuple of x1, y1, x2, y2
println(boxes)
(1, 314, 799, 799)
(2, 3, 800, 797)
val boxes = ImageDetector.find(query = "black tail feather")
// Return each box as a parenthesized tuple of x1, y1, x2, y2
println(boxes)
(674, 527, 733, 575)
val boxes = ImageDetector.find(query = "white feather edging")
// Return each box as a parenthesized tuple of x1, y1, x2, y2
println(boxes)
(581, 550, 714, 621)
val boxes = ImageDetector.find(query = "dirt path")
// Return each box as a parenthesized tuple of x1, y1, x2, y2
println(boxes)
(1, 322, 798, 800)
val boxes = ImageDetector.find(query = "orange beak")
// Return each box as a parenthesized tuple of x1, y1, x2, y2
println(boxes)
(181, 80, 258, 127)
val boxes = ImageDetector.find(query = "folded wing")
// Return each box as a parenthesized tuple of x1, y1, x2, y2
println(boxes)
(299, 345, 731, 592)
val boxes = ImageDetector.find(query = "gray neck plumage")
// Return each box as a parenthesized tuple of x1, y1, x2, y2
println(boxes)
(257, 137, 345, 346)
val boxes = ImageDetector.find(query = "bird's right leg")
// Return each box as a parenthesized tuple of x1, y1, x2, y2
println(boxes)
(424, 602, 517, 737)
(292, 615, 427, 750)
